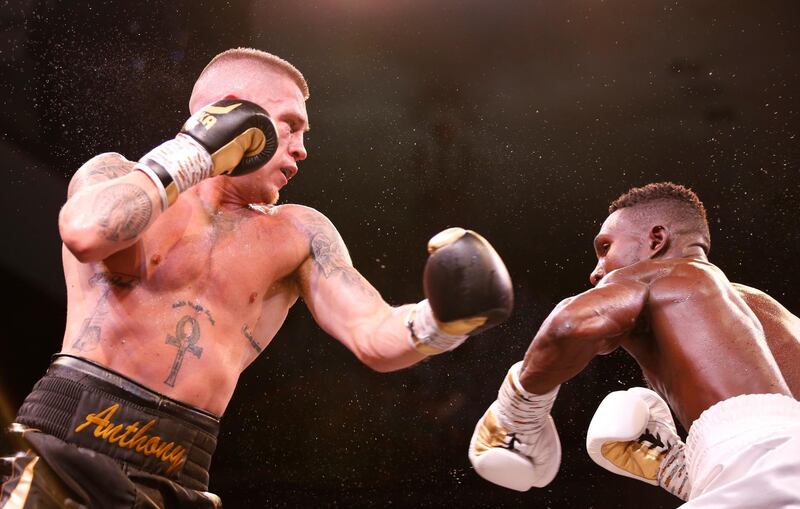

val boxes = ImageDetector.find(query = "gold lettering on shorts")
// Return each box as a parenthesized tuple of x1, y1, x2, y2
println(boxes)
(74, 404, 187, 473)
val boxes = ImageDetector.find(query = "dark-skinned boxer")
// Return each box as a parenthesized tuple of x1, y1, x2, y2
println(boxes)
(469, 182, 800, 507)
(0, 48, 513, 508)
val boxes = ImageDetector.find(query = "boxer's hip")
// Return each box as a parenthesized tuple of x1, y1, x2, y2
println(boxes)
(684, 393, 800, 502)
(14, 354, 220, 491)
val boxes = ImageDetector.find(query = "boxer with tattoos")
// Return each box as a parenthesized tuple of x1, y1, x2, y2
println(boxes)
(1, 48, 513, 508)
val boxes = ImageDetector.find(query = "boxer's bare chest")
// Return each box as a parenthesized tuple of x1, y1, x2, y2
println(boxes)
(100, 203, 307, 313)
(62, 203, 314, 410)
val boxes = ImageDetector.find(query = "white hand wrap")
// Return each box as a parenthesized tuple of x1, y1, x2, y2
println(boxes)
(468, 361, 561, 491)
(406, 299, 468, 355)
(134, 133, 213, 210)
(657, 438, 690, 501)
(586, 387, 690, 501)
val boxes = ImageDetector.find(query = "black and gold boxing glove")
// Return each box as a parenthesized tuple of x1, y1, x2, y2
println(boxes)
(407, 228, 513, 354)
(136, 99, 278, 209)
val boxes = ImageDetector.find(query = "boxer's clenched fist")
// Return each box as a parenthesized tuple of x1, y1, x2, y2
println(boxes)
(406, 227, 513, 354)
(136, 99, 278, 209)
(468, 361, 561, 491)
(586, 387, 690, 500)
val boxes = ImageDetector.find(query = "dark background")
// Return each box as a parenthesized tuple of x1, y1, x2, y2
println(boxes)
(1, 1, 799, 507)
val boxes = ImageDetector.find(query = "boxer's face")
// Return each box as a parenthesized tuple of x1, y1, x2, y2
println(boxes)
(227, 70, 309, 204)
(589, 209, 647, 285)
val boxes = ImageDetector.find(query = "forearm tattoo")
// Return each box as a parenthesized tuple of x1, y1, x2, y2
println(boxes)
(163, 300, 214, 388)
(303, 216, 378, 298)
(94, 183, 152, 242)
(71, 272, 139, 352)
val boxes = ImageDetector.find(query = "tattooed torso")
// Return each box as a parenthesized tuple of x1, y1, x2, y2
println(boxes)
(61, 175, 347, 415)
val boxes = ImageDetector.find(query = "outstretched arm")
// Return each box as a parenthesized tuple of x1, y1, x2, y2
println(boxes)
(296, 211, 422, 371)
(295, 209, 513, 372)
(519, 278, 650, 393)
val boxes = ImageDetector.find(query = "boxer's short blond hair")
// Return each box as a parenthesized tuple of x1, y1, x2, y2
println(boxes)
(194, 47, 309, 100)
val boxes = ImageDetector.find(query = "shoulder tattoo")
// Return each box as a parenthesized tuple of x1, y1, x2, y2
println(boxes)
(302, 214, 378, 297)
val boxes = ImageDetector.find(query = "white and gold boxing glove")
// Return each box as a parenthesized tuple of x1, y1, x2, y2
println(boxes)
(468, 361, 561, 491)
(586, 387, 690, 501)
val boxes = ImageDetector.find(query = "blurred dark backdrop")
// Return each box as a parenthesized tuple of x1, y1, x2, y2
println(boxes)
(1, 1, 799, 507)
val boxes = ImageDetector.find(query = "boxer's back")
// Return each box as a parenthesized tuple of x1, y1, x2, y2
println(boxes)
(619, 258, 792, 429)
(733, 283, 800, 396)
(60, 196, 309, 415)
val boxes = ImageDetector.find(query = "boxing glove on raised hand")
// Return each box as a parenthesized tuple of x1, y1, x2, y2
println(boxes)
(136, 99, 278, 209)
(406, 227, 513, 354)
(586, 387, 690, 501)
(468, 361, 561, 491)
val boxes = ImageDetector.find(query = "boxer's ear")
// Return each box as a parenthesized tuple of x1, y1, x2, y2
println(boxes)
(648, 225, 669, 258)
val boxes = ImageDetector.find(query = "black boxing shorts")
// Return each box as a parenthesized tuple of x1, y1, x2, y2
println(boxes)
(1, 354, 222, 508)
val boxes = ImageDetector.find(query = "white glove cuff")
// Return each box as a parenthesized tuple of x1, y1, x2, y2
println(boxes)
(135, 134, 213, 210)
(406, 299, 469, 355)
(495, 361, 560, 435)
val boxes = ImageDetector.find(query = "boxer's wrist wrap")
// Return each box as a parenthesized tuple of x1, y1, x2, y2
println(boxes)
(406, 299, 469, 355)
(135, 134, 214, 210)
(657, 441, 690, 501)
(495, 361, 560, 435)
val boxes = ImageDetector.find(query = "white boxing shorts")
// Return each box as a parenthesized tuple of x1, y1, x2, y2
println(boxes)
(682, 393, 800, 508)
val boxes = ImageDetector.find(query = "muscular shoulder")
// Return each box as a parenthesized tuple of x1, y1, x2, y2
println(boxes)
(732, 283, 794, 319)
(642, 259, 735, 304)
(270, 204, 351, 264)
(732, 282, 768, 299)
(605, 258, 722, 297)
(275, 204, 333, 227)
(601, 259, 673, 286)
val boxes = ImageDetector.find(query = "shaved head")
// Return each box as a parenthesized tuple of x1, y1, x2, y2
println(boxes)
(189, 47, 309, 113)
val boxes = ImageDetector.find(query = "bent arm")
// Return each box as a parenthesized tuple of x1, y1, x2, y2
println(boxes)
(519, 279, 649, 393)
(59, 153, 164, 262)
(296, 211, 426, 372)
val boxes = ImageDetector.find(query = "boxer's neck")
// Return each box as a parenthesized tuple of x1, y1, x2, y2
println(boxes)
(192, 178, 251, 214)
